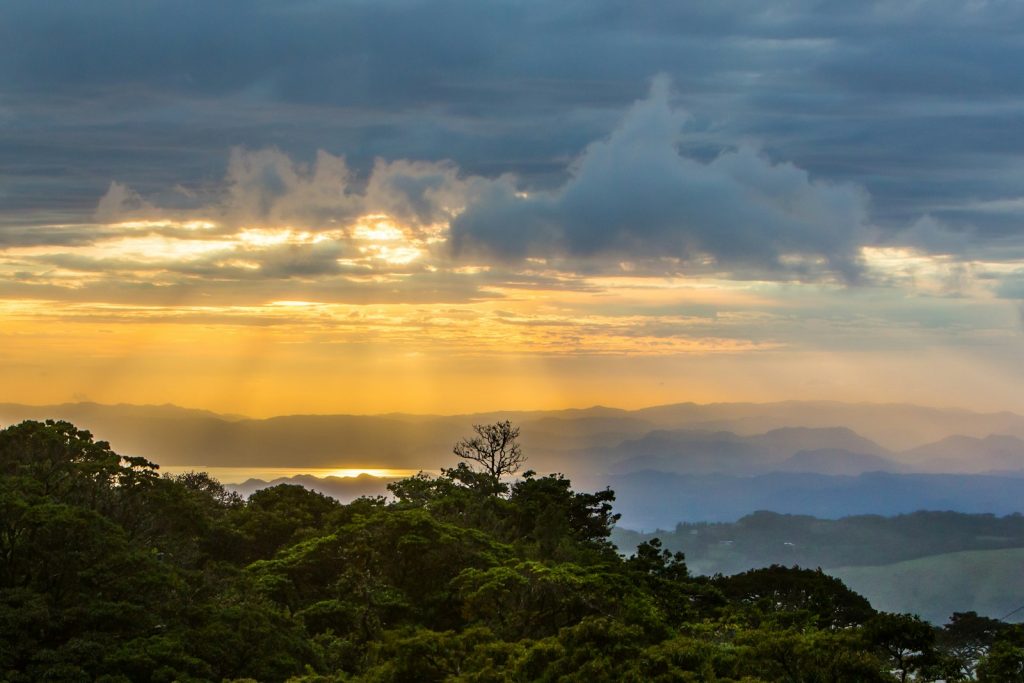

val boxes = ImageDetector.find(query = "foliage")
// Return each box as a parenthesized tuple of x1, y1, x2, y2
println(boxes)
(0, 419, 1019, 682)
(714, 565, 876, 629)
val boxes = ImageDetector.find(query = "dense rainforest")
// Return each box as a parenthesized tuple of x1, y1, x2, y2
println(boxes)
(2, 420, 1024, 682)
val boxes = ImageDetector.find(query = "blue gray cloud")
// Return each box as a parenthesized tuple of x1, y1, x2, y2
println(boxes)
(3, 0, 1024, 259)
(451, 78, 870, 280)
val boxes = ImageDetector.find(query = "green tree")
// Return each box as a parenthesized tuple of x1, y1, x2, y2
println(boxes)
(504, 472, 619, 560)
(715, 565, 876, 630)
(938, 611, 1012, 680)
(977, 640, 1024, 682)
(864, 612, 938, 683)
(736, 627, 889, 682)
(223, 484, 340, 563)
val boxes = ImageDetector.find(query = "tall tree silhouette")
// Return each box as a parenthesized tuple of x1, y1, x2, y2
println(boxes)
(452, 420, 526, 495)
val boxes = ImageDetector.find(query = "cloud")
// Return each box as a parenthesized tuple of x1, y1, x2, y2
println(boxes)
(218, 148, 468, 233)
(4, 79, 883, 295)
(94, 182, 157, 223)
(451, 77, 871, 280)
(887, 215, 971, 255)
(363, 159, 466, 229)
(996, 272, 1024, 300)
(223, 148, 359, 227)
(6, 0, 1024, 257)
(253, 241, 347, 279)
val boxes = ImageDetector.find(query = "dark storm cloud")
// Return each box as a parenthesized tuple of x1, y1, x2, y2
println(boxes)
(4, 0, 1024, 256)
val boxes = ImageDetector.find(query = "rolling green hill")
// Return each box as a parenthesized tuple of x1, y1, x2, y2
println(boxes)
(830, 547, 1024, 625)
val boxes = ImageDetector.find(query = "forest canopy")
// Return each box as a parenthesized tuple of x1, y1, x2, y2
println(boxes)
(1, 419, 1023, 682)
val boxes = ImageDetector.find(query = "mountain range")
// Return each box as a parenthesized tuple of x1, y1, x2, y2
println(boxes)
(5, 400, 1024, 528)
(4, 400, 1024, 473)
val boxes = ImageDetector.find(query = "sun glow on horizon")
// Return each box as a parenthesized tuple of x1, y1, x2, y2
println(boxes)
(158, 465, 426, 483)
(324, 468, 422, 479)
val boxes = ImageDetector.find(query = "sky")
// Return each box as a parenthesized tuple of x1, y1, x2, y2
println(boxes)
(3, 0, 1024, 416)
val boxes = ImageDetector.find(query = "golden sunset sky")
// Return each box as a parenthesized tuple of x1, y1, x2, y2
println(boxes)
(4, 4, 1024, 417)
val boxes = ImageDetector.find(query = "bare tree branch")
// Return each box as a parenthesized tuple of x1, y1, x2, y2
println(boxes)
(452, 420, 526, 495)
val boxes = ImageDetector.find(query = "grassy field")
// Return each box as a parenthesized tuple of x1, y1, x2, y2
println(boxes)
(829, 547, 1024, 624)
